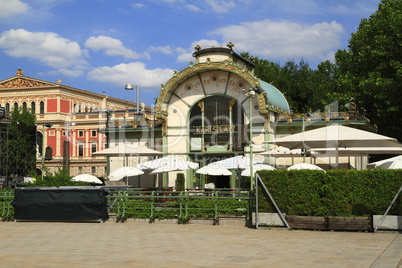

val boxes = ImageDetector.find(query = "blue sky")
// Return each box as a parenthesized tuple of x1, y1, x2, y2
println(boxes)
(0, 0, 380, 106)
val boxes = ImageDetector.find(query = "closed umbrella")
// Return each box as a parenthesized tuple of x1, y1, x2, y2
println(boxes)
(287, 163, 325, 172)
(241, 164, 276, 177)
(71, 174, 103, 184)
(108, 166, 144, 181)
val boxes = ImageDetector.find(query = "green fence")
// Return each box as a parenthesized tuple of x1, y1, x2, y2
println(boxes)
(107, 189, 252, 224)
(0, 190, 14, 220)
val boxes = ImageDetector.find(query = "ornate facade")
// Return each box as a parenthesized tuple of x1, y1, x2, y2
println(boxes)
(0, 69, 139, 178)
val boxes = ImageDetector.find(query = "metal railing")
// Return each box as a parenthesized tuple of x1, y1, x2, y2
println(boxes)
(107, 189, 252, 224)
(0, 190, 14, 220)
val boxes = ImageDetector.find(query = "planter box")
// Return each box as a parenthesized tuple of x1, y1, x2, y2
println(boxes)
(286, 215, 327, 230)
(327, 216, 372, 231)
(373, 215, 402, 231)
(252, 213, 286, 227)
(285, 215, 373, 231)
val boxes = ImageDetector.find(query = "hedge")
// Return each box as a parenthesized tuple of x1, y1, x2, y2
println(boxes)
(257, 169, 402, 217)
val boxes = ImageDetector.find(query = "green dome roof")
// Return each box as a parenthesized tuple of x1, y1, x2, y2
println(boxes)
(259, 80, 290, 113)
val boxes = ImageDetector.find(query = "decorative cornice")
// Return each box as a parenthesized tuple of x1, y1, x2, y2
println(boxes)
(0, 77, 55, 89)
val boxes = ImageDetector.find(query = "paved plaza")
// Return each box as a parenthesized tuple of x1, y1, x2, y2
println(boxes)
(0, 221, 400, 268)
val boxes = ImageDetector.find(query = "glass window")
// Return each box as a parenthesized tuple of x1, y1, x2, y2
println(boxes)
(91, 143, 97, 153)
(31, 102, 36, 114)
(189, 96, 244, 151)
(40, 101, 45, 114)
(78, 144, 84, 156)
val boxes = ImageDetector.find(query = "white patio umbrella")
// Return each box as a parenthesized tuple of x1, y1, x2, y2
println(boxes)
(287, 163, 325, 172)
(137, 156, 199, 171)
(241, 164, 276, 177)
(367, 155, 402, 170)
(260, 148, 306, 157)
(268, 125, 401, 149)
(312, 146, 402, 156)
(108, 166, 144, 181)
(196, 165, 232, 176)
(71, 174, 103, 184)
(207, 155, 262, 170)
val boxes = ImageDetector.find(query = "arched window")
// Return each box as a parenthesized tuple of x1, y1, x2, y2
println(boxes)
(5, 103, 10, 112)
(14, 102, 18, 110)
(189, 96, 244, 151)
(22, 102, 27, 111)
(40, 101, 45, 114)
(31, 102, 36, 114)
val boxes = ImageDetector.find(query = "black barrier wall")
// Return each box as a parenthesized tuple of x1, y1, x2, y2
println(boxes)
(12, 187, 109, 222)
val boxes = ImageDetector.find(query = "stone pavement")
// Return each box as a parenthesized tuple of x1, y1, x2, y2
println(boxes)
(0, 221, 400, 268)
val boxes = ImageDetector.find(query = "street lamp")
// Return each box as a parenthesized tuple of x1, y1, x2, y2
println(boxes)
(125, 84, 141, 117)
(243, 88, 256, 190)
(41, 123, 53, 180)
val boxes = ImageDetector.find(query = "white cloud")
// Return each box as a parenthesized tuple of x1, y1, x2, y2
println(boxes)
(0, 0, 29, 18)
(85, 35, 147, 60)
(132, 3, 145, 8)
(329, 1, 379, 16)
(88, 62, 174, 89)
(186, 4, 201, 12)
(209, 19, 344, 62)
(0, 28, 88, 70)
(148, 45, 174, 55)
(206, 0, 236, 13)
(58, 68, 84, 77)
(175, 39, 221, 63)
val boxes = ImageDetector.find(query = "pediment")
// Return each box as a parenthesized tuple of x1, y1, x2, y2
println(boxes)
(0, 76, 55, 89)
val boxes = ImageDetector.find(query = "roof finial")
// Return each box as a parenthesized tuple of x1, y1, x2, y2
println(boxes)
(16, 68, 23, 75)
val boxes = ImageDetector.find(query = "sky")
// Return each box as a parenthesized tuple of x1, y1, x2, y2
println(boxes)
(0, 0, 381, 106)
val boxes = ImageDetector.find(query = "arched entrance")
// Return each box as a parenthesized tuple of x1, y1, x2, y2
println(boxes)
(189, 95, 245, 153)
(188, 96, 249, 189)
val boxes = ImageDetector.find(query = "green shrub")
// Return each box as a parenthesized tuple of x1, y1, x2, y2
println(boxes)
(257, 169, 402, 217)
(21, 168, 87, 187)
(176, 173, 185, 190)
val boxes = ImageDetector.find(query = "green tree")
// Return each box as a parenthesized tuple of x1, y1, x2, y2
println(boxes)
(246, 54, 337, 113)
(1, 107, 37, 177)
(335, 0, 402, 140)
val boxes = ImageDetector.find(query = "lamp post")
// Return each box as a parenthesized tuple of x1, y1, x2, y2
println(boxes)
(125, 84, 141, 119)
(243, 88, 256, 190)
(41, 123, 53, 180)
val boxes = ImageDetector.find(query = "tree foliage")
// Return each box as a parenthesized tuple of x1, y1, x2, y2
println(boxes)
(0, 107, 37, 177)
(335, 0, 402, 140)
(243, 54, 342, 113)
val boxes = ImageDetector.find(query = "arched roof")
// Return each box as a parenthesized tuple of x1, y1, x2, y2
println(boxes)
(259, 80, 290, 113)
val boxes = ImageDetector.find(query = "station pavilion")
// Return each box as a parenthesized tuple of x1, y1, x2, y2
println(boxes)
(103, 43, 375, 189)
